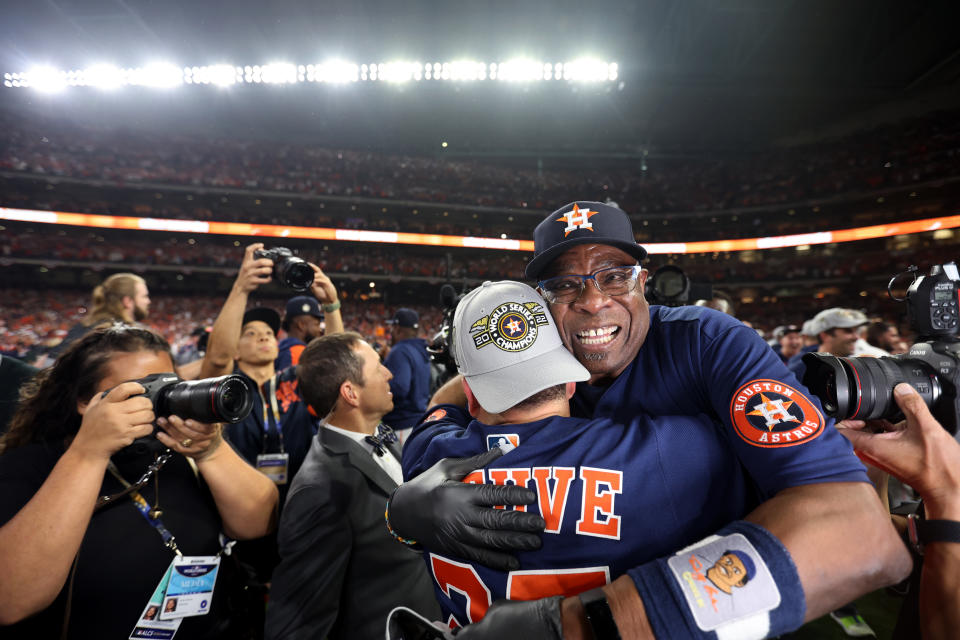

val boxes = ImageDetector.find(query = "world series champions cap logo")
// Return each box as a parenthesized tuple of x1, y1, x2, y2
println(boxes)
(729, 379, 824, 448)
(469, 301, 550, 352)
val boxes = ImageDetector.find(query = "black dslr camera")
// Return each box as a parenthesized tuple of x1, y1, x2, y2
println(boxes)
(803, 262, 960, 437)
(253, 246, 314, 292)
(119, 372, 256, 425)
(645, 265, 713, 307)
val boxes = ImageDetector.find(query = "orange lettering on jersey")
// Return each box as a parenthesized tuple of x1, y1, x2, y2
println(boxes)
(507, 468, 531, 512)
(488, 469, 510, 510)
(532, 467, 575, 534)
(462, 470, 484, 485)
(576, 467, 622, 540)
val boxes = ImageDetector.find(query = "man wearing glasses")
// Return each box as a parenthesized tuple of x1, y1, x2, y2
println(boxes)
(389, 202, 911, 640)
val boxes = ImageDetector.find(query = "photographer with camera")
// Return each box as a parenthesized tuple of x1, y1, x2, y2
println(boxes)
(0, 324, 278, 638)
(839, 383, 960, 640)
(201, 243, 337, 489)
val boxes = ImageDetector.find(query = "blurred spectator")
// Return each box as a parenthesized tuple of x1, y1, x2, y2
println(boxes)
(381, 308, 431, 439)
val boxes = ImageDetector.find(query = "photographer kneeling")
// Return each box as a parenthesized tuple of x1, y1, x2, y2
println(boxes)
(839, 383, 960, 640)
(0, 324, 279, 638)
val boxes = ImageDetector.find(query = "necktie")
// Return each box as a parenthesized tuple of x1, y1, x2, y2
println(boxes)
(364, 423, 398, 457)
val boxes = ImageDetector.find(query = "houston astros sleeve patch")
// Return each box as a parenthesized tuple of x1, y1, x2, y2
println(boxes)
(729, 379, 824, 448)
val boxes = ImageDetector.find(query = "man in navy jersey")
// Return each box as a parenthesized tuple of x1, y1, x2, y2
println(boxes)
(388, 202, 911, 639)
(399, 279, 880, 634)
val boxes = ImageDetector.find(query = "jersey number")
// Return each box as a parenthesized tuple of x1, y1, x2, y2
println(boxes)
(430, 554, 609, 627)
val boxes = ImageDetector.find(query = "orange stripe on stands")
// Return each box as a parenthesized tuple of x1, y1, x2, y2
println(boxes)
(1, 206, 957, 254)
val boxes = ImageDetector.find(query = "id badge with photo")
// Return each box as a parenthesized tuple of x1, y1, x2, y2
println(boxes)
(129, 560, 182, 639)
(256, 452, 289, 485)
(160, 555, 221, 620)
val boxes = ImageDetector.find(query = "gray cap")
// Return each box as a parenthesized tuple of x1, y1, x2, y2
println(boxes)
(452, 280, 590, 414)
(808, 308, 868, 335)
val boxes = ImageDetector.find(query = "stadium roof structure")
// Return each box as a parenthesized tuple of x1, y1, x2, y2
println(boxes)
(1, 0, 959, 156)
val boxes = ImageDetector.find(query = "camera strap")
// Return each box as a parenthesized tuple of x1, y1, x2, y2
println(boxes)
(107, 461, 183, 556)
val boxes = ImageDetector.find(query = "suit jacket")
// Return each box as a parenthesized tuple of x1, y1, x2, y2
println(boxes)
(265, 426, 440, 640)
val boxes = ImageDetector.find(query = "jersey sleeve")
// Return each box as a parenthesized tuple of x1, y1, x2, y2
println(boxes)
(700, 323, 868, 497)
(401, 404, 473, 481)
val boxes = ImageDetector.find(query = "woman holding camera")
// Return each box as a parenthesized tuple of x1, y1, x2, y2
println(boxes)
(0, 324, 279, 638)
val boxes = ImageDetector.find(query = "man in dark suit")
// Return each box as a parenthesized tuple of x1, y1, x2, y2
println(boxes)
(265, 331, 439, 640)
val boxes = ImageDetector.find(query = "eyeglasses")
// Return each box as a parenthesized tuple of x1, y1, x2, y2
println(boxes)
(538, 265, 643, 304)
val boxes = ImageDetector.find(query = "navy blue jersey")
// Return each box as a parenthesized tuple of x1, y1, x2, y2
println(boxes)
(383, 338, 432, 430)
(275, 335, 307, 371)
(402, 305, 868, 627)
(225, 366, 319, 494)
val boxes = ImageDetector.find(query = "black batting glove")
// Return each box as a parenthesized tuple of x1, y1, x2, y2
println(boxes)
(454, 597, 564, 639)
(388, 447, 545, 571)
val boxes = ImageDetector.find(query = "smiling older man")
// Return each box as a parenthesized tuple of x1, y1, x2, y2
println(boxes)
(389, 201, 911, 640)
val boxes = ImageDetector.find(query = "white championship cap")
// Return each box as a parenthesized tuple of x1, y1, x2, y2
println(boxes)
(452, 280, 590, 414)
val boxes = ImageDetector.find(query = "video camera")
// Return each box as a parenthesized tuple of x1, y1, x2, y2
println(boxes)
(253, 246, 314, 292)
(427, 284, 465, 384)
(803, 262, 960, 437)
(644, 265, 713, 307)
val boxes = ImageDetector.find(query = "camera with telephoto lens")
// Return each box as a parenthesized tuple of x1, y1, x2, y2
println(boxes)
(253, 247, 314, 292)
(802, 262, 960, 437)
(111, 372, 256, 425)
(645, 265, 713, 307)
(427, 284, 467, 386)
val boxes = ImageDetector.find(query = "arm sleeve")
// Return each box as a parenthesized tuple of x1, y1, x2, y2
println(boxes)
(701, 324, 868, 497)
(265, 481, 351, 640)
(401, 404, 473, 481)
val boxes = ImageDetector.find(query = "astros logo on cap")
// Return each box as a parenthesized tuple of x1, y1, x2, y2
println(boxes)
(469, 301, 550, 352)
(729, 379, 824, 448)
(557, 203, 599, 237)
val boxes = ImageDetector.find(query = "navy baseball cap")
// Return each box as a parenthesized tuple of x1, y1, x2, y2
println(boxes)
(387, 308, 419, 329)
(284, 296, 324, 320)
(525, 201, 647, 280)
(242, 307, 281, 336)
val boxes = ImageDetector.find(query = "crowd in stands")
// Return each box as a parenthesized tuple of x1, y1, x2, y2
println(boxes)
(0, 288, 444, 366)
(3, 107, 960, 218)
(4, 224, 953, 293)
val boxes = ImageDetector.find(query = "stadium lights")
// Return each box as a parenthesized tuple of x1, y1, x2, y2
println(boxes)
(4, 58, 620, 91)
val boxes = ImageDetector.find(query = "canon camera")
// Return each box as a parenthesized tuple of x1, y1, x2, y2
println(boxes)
(253, 246, 314, 291)
(108, 372, 256, 425)
(803, 263, 960, 436)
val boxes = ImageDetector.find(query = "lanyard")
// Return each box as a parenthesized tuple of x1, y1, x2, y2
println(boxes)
(260, 375, 285, 454)
(106, 461, 236, 558)
(107, 461, 182, 556)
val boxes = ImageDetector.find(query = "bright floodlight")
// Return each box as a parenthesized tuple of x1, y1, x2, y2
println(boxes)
(4, 57, 619, 90)
(315, 60, 359, 83)
(380, 61, 421, 83)
(131, 63, 183, 88)
(25, 66, 67, 93)
(261, 63, 297, 84)
(444, 60, 485, 81)
(84, 64, 124, 89)
(497, 59, 544, 82)
(563, 58, 610, 83)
